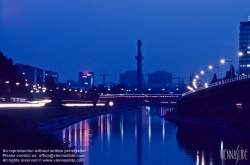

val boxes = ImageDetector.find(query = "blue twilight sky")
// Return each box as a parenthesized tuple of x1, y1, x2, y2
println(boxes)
(0, 0, 249, 84)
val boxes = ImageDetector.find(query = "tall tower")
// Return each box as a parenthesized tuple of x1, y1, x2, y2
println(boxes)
(135, 40, 143, 93)
(239, 16, 250, 75)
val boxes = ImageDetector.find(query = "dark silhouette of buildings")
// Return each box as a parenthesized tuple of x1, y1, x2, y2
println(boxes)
(78, 71, 94, 90)
(17, 64, 44, 87)
(239, 16, 250, 75)
(45, 71, 59, 85)
(148, 71, 172, 88)
(120, 70, 137, 87)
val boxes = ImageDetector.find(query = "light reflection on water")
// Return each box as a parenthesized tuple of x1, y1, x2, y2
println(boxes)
(54, 106, 250, 165)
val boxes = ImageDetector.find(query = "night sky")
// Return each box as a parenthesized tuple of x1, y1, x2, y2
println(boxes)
(0, 0, 249, 84)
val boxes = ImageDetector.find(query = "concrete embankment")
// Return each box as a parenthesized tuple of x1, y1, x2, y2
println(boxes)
(26, 106, 138, 133)
(164, 112, 250, 137)
(0, 105, 138, 133)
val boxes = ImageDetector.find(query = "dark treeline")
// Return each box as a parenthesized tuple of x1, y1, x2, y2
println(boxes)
(0, 51, 31, 99)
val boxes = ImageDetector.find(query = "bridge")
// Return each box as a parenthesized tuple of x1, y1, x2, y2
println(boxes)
(176, 75, 250, 120)
(99, 94, 182, 106)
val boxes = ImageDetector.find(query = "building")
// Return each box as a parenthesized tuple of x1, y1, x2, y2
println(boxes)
(45, 71, 59, 85)
(120, 70, 137, 86)
(239, 16, 250, 75)
(148, 71, 172, 88)
(17, 64, 44, 87)
(78, 71, 94, 90)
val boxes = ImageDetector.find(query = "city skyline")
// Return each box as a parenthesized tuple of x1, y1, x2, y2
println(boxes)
(1, 1, 250, 84)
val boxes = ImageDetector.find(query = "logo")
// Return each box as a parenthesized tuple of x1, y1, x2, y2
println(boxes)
(220, 145, 248, 164)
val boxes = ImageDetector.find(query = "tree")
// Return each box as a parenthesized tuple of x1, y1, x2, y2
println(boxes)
(89, 85, 99, 106)
(224, 65, 236, 79)
(211, 73, 218, 84)
(45, 76, 59, 103)
(0, 51, 26, 98)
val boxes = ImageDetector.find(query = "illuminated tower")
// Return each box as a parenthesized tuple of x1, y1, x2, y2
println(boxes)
(239, 16, 250, 75)
(135, 40, 143, 93)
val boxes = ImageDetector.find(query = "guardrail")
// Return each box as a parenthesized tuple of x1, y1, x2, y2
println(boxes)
(99, 94, 182, 99)
(182, 75, 250, 97)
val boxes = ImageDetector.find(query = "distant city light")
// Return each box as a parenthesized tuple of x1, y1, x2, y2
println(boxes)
(195, 75, 199, 79)
(16, 82, 20, 85)
(187, 86, 194, 91)
(238, 52, 243, 56)
(208, 65, 212, 69)
(109, 101, 114, 106)
(220, 59, 225, 64)
(205, 83, 208, 88)
(5, 81, 9, 84)
(200, 70, 204, 74)
(162, 88, 165, 91)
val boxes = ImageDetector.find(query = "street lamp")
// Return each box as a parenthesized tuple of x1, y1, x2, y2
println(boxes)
(201, 70, 211, 82)
(208, 65, 220, 79)
(15, 82, 20, 102)
(5, 81, 10, 100)
(220, 59, 233, 79)
(238, 51, 245, 75)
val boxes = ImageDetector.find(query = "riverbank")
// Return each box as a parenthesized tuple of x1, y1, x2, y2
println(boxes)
(0, 105, 138, 133)
(164, 112, 250, 137)
(27, 106, 139, 133)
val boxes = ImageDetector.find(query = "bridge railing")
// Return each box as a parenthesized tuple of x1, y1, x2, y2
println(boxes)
(99, 94, 182, 99)
(182, 74, 250, 97)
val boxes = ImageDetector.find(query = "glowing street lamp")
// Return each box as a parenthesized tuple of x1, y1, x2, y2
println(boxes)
(220, 59, 233, 79)
(220, 59, 225, 64)
(200, 70, 204, 74)
(208, 65, 220, 79)
(238, 52, 243, 56)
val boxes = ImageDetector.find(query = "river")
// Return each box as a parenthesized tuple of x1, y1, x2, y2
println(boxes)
(54, 106, 249, 165)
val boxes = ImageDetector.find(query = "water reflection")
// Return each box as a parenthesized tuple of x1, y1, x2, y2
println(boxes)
(176, 125, 250, 165)
(54, 106, 249, 165)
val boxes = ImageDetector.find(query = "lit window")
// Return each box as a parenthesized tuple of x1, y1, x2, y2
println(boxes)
(247, 51, 250, 54)
(84, 82, 88, 84)
(247, 64, 250, 67)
